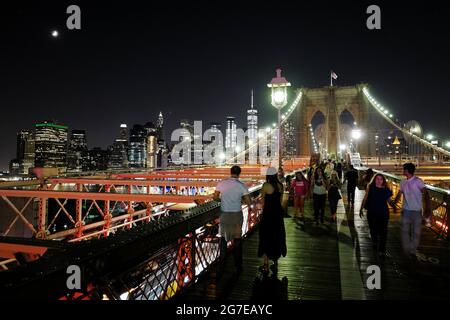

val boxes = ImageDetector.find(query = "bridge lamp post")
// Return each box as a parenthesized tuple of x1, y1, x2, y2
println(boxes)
(268, 68, 291, 169)
(339, 144, 347, 159)
(351, 129, 362, 153)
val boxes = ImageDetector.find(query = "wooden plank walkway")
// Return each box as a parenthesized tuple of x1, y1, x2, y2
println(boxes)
(181, 187, 450, 300)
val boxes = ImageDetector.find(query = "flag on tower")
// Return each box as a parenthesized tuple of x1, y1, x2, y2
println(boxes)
(330, 71, 338, 86)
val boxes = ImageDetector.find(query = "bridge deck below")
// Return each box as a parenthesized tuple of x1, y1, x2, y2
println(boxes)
(181, 188, 450, 300)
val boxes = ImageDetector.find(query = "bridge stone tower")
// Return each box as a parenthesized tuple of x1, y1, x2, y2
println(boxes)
(297, 84, 372, 158)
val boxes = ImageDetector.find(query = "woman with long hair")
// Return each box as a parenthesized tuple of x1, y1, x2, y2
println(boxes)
(360, 173, 393, 258)
(258, 167, 287, 274)
(328, 171, 342, 222)
(291, 171, 309, 218)
(311, 167, 328, 225)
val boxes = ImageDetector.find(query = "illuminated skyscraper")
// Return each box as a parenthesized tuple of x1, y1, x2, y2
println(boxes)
(108, 124, 129, 169)
(247, 90, 258, 143)
(225, 116, 237, 161)
(119, 124, 128, 141)
(23, 134, 35, 175)
(144, 122, 157, 168)
(16, 129, 35, 174)
(146, 133, 158, 169)
(84, 147, 108, 171)
(156, 112, 165, 142)
(16, 130, 29, 162)
(67, 130, 88, 172)
(34, 121, 68, 171)
(129, 124, 147, 168)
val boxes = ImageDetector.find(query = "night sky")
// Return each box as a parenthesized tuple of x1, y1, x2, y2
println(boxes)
(2, 1, 450, 170)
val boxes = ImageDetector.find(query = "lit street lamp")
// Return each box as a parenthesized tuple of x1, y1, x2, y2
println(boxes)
(267, 68, 291, 169)
(351, 129, 362, 153)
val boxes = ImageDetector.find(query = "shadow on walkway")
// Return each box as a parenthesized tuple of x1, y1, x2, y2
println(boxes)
(251, 274, 288, 300)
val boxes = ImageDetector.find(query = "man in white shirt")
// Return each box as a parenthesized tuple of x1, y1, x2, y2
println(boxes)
(393, 163, 431, 259)
(214, 165, 251, 273)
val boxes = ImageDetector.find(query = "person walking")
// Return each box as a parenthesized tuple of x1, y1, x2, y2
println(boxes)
(311, 167, 328, 225)
(291, 171, 309, 218)
(324, 160, 334, 179)
(214, 165, 251, 273)
(336, 161, 343, 181)
(258, 167, 287, 275)
(393, 163, 431, 259)
(360, 174, 393, 258)
(277, 167, 289, 218)
(344, 164, 358, 208)
(328, 171, 342, 222)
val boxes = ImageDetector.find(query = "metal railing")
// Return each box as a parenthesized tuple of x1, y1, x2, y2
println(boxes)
(0, 168, 307, 300)
(0, 183, 264, 300)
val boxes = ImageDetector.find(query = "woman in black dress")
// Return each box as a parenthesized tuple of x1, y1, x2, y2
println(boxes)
(360, 173, 393, 257)
(258, 168, 287, 274)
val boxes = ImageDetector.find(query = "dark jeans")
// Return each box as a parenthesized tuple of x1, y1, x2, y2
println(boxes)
(367, 213, 389, 253)
(329, 199, 338, 214)
(347, 185, 356, 205)
(313, 194, 327, 221)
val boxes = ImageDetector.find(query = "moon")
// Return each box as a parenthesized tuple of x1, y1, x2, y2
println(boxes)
(51, 30, 59, 38)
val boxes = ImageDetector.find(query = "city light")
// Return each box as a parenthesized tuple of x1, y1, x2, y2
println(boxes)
(352, 129, 362, 140)
(446, 141, 450, 148)
(426, 134, 434, 140)
(51, 30, 59, 38)
(273, 89, 286, 105)
(281, 91, 302, 122)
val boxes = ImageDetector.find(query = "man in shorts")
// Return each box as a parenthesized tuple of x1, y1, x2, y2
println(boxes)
(393, 162, 431, 259)
(214, 165, 251, 273)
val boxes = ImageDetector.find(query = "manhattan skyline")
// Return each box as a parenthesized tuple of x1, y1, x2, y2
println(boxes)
(2, 1, 450, 170)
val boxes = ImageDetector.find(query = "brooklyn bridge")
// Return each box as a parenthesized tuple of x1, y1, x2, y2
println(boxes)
(1, 81, 450, 301)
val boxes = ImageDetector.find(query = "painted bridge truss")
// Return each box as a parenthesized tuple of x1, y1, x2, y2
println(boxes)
(0, 167, 265, 242)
